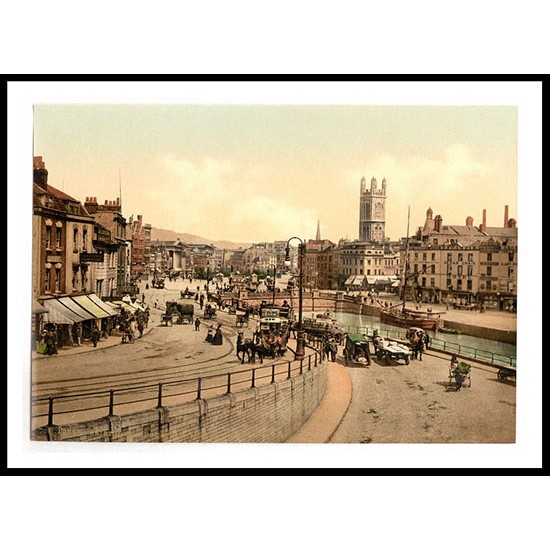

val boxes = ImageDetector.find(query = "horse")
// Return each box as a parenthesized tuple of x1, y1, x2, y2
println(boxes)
(236, 331, 254, 364)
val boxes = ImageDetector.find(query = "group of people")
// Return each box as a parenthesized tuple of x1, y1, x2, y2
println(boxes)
(116, 305, 150, 344)
(405, 328, 430, 361)
(323, 336, 338, 362)
(205, 323, 224, 345)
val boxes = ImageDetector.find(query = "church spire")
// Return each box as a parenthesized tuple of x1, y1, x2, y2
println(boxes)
(316, 220, 321, 241)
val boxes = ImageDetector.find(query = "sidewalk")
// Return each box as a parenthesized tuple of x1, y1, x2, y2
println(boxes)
(31, 323, 156, 361)
(286, 359, 352, 444)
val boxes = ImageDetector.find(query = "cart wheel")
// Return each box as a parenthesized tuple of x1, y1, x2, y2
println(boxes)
(497, 370, 507, 381)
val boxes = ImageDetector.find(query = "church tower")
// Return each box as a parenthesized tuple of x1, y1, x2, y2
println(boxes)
(359, 176, 386, 242)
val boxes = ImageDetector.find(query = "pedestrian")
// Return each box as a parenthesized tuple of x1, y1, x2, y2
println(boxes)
(424, 332, 430, 349)
(415, 336, 425, 361)
(142, 293, 145, 303)
(137, 319, 144, 338)
(206, 325, 215, 343)
(330, 340, 338, 362)
(73, 323, 82, 346)
(91, 324, 100, 347)
(194, 317, 201, 331)
(44, 328, 57, 355)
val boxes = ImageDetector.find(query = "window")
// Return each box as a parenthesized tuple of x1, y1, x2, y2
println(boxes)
(55, 226, 62, 248)
(83, 229, 88, 251)
(457, 265, 463, 276)
(467, 265, 473, 276)
(458, 253, 463, 262)
(446, 278, 452, 288)
(55, 268, 61, 292)
(431, 253, 435, 261)
(447, 253, 452, 263)
(457, 279, 462, 290)
(487, 252, 492, 262)
(431, 265, 435, 274)
(73, 227, 78, 250)
(421, 277, 426, 287)
(467, 280, 472, 291)
(508, 252, 514, 262)
(487, 266, 492, 276)
(508, 266, 514, 277)
(431, 278, 435, 287)
(45, 225, 52, 249)
(468, 253, 474, 262)
(422, 253, 427, 261)
(45, 268, 51, 292)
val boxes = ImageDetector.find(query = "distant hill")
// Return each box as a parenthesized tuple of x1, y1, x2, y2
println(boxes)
(151, 227, 251, 250)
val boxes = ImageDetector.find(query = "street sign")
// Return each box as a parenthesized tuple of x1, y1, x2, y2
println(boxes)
(80, 252, 104, 263)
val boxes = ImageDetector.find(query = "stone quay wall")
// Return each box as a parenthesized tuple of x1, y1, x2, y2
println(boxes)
(33, 362, 328, 443)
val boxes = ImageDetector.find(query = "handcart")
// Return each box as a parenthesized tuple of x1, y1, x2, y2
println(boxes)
(447, 361, 472, 391)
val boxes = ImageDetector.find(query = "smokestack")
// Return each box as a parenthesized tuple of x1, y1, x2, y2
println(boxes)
(504, 205, 509, 228)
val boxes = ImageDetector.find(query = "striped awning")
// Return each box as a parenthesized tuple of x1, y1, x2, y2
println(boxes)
(71, 294, 111, 319)
(87, 294, 118, 316)
(41, 298, 80, 325)
(57, 296, 96, 321)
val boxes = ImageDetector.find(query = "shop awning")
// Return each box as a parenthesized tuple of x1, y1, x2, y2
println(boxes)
(32, 300, 48, 314)
(41, 298, 81, 325)
(57, 296, 96, 321)
(71, 294, 111, 319)
(352, 275, 365, 285)
(344, 276, 355, 285)
(112, 300, 139, 313)
(87, 294, 118, 316)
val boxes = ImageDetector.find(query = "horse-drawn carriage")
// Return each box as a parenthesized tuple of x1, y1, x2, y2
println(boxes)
(372, 334, 411, 365)
(203, 303, 217, 320)
(302, 317, 346, 344)
(151, 277, 165, 289)
(164, 300, 194, 325)
(235, 310, 249, 327)
(342, 333, 371, 367)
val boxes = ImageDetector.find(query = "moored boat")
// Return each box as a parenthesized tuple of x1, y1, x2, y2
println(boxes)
(380, 308, 440, 332)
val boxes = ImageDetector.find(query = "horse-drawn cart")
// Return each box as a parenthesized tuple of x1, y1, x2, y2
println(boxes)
(160, 313, 173, 327)
(342, 333, 371, 367)
(373, 335, 411, 365)
(497, 366, 516, 382)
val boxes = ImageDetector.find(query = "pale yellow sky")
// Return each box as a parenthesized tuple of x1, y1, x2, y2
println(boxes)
(33, 104, 517, 243)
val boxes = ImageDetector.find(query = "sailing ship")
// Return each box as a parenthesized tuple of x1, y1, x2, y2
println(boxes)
(379, 207, 441, 332)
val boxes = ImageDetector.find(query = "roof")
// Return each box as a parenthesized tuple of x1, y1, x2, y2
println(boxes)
(347, 333, 369, 343)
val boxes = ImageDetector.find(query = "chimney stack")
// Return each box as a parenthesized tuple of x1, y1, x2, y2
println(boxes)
(504, 205, 509, 228)
(434, 215, 443, 232)
(33, 156, 48, 190)
(479, 209, 487, 233)
(465, 216, 473, 228)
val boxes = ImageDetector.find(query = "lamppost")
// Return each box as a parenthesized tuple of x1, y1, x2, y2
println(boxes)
(272, 264, 277, 305)
(285, 237, 305, 361)
(206, 261, 210, 296)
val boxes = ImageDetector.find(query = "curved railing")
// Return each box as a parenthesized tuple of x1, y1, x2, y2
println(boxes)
(32, 340, 325, 430)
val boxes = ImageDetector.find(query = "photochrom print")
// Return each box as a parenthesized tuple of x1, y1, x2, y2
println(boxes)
(30, 99, 518, 445)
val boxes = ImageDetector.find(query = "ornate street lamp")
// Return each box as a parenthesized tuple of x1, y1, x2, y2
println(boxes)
(285, 237, 305, 361)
